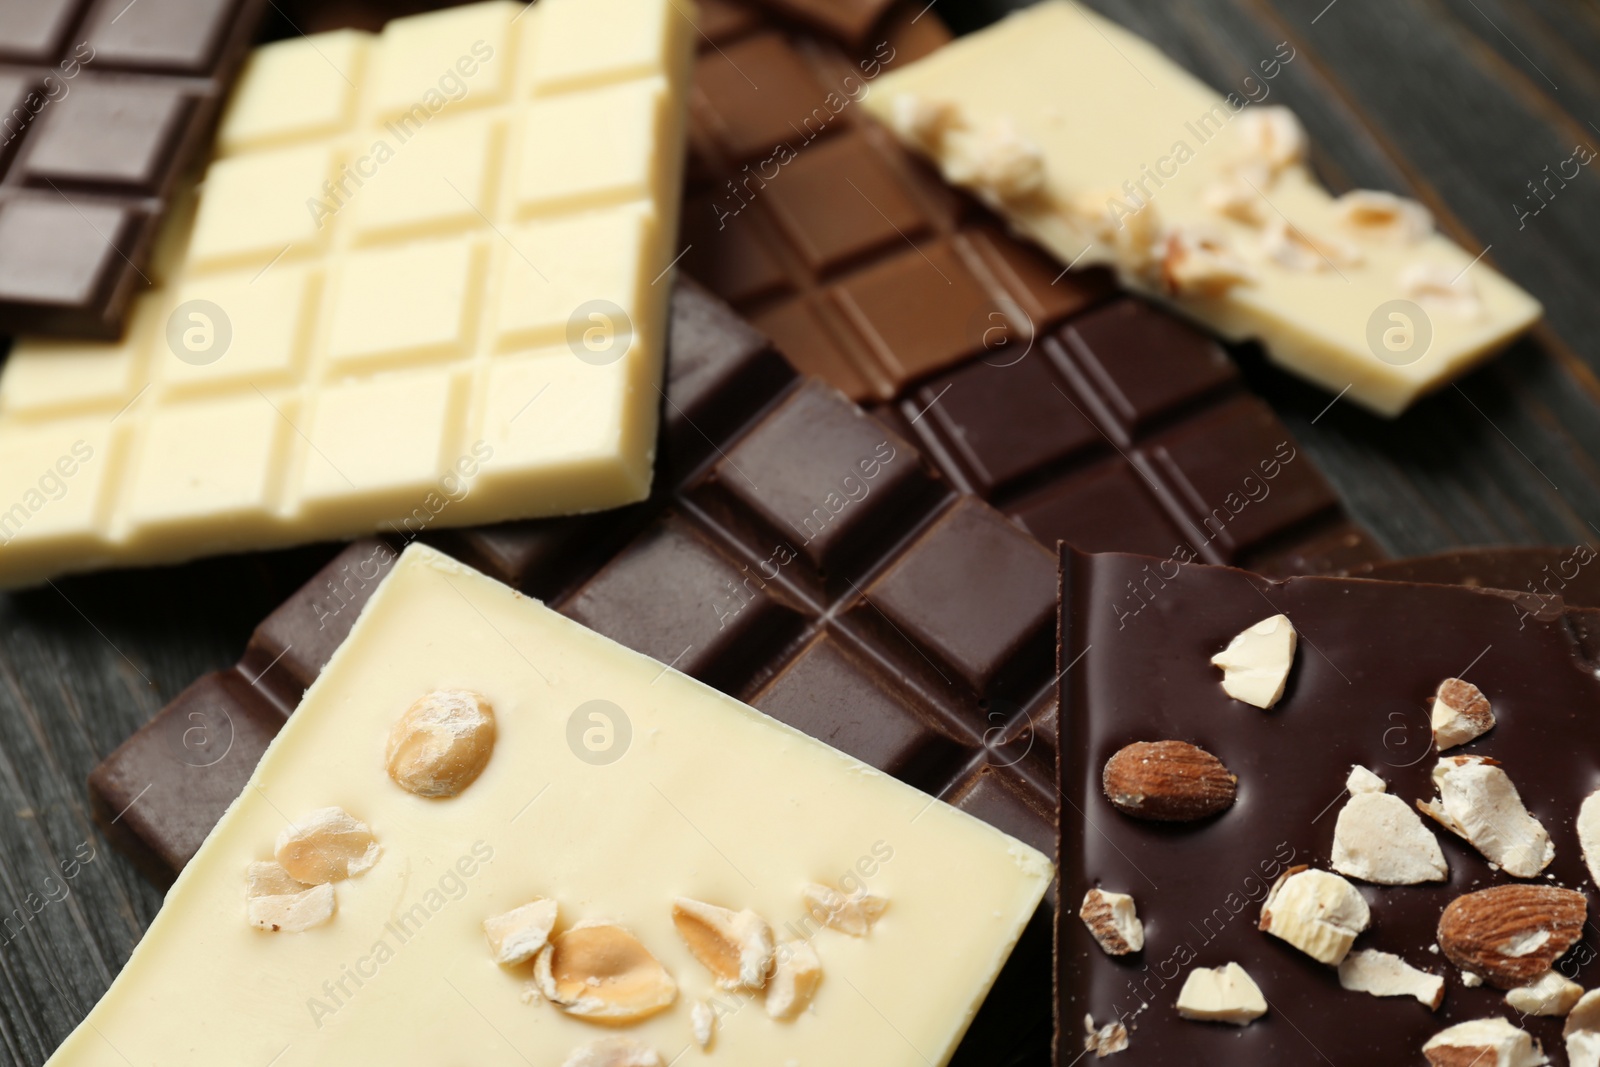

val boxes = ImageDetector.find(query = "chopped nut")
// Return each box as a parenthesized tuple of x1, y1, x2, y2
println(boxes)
(1430, 678, 1495, 750)
(1338, 949, 1444, 1009)
(560, 1038, 662, 1067)
(801, 883, 888, 937)
(247, 881, 335, 933)
(1400, 262, 1485, 318)
(1417, 755, 1552, 877)
(963, 118, 1047, 203)
(274, 807, 380, 884)
(1084, 1014, 1130, 1057)
(385, 689, 496, 798)
(765, 939, 822, 1020)
(1462, 970, 1483, 988)
(1346, 765, 1387, 795)
(483, 898, 559, 966)
(1070, 188, 1164, 270)
(691, 1000, 715, 1049)
(534, 921, 678, 1023)
(1210, 614, 1296, 708)
(1174, 962, 1267, 1025)
(1437, 884, 1586, 990)
(1423, 1017, 1547, 1067)
(1566, 989, 1600, 1067)
(1079, 888, 1144, 955)
(1259, 218, 1364, 271)
(1161, 226, 1256, 297)
(245, 860, 307, 898)
(1579, 789, 1600, 886)
(1201, 175, 1265, 226)
(1102, 740, 1237, 822)
(1231, 106, 1306, 174)
(673, 898, 775, 991)
(1331, 791, 1448, 885)
(1258, 866, 1370, 966)
(887, 93, 964, 150)
(1335, 189, 1433, 243)
(1507, 970, 1584, 1017)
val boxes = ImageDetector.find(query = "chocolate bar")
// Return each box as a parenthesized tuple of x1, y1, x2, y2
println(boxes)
(864, 2, 1543, 416)
(0, 0, 693, 588)
(683, 0, 1385, 578)
(1057, 545, 1600, 1064)
(61, 544, 1055, 1067)
(92, 279, 1061, 1065)
(0, 0, 268, 337)
(90, 272, 1386, 1065)
(1350, 545, 1600, 611)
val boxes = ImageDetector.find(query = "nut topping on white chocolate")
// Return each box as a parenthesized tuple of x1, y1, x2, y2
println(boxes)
(801, 883, 889, 937)
(534, 920, 678, 1023)
(385, 689, 496, 798)
(274, 807, 380, 884)
(672, 898, 775, 991)
(483, 898, 559, 967)
(560, 1038, 662, 1067)
(765, 940, 823, 1020)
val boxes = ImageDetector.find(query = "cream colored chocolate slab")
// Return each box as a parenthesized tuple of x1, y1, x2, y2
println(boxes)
(44, 545, 1051, 1067)
(0, 0, 692, 588)
(864, 0, 1541, 417)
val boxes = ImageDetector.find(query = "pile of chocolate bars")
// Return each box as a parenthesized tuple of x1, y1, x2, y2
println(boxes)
(3, 0, 1585, 1065)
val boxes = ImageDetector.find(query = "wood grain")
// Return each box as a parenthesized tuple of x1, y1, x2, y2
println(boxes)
(3, 2, 1600, 1064)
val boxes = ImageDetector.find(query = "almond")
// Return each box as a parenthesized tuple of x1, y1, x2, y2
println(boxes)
(1423, 1018, 1547, 1067)
(1102, 741, 1236, 822)
(672, 898, 774, 991)
(1079, 888, 1144, 955)
(534, 921, 678, 1023)
(1437, 884, 1586, 989)
(1430, 678, 1494, 750)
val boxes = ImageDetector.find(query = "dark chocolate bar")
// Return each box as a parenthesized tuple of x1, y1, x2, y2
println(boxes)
(1057, 545, 1600, 1064)
(1349, 544, 1600, 611)
(0, 0, 268, 338)
(683, 0, 1385, 577)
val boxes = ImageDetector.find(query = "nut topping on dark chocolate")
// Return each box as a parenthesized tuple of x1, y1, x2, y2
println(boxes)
(1436, 885, 1586, 990)
(1102, 740, 1237, 822)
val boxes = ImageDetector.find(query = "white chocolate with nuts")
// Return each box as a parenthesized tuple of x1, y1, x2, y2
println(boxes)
(865, 2, 1542, 417)
(42, 545, 1053, 1066)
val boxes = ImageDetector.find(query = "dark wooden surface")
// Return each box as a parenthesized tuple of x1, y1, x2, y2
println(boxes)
(3, 1, 1599, 1063)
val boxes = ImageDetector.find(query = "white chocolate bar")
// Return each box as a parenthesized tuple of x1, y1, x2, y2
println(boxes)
(43, 544, 1052, 1066)
(864, 1, 1541, 416)
(0, 0, 693, 587)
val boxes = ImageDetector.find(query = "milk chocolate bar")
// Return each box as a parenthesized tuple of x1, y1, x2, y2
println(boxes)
(1057, 545, 1600, 1064)
(0, 0, 269, 337)
(59, 543, 1054, 1067)
(0, 0, 693, 588)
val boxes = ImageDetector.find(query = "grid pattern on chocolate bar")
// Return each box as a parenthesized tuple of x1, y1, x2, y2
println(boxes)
(0, 0, 269, 337)
(0, 0, 692, 589)
(683, 0, 1385, 579)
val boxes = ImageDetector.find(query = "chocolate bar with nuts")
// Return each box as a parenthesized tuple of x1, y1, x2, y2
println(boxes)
(1058, 544, 1600, 1064)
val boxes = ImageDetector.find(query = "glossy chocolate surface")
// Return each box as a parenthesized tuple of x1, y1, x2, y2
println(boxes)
(684, 0, 1384, 577)
(0, 0, 266, 337)
(1350, 544, 1600, 610)
(1058, 546, 1600, 1064)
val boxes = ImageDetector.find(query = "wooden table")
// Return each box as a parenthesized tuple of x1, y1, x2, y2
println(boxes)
(2, 1, 1597, 1063)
